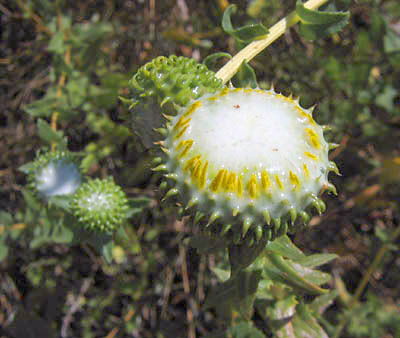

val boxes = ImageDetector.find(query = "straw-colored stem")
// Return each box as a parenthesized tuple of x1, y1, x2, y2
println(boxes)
(215, 0, 329, 84)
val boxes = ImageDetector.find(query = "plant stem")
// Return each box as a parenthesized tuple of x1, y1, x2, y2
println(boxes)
(332, 225, 400, 338)
(215, 0, 329, 84)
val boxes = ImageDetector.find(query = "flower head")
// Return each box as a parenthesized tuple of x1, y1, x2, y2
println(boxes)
(71, 177, 129, 233)
(27, 150, 82, 198)
(124, 55, 224, 148)
(156, 88, 339, 246)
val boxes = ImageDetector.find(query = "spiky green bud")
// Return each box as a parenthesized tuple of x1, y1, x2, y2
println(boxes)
(128, 55, 223, 107)
(71, 177, 129, 233)
(25, 149, 82, 199)
(157, 88, 339, 245)
(123, 55, 224, 148)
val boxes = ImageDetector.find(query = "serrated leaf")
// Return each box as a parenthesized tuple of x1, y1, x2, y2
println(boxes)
(296, 1, 349, 41)
(265, 235, 305, 261)
(222, 5, 269, 43)
(37, 119, 68, 149)
(203, 52, 232, 70)
(231, 60, 258, 89)
(296, 253, 338, 268)
(299, 20, 349, 41)
(296, 2, 349, 25)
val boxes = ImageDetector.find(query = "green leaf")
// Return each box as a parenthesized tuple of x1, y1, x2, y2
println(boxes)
(48, 31, 66, 55)
(48, 196, 72, 212)
(127, 196, 152, 217)
(310, 291, 338, 315)
(262, 253, 329, 295)
(222, 5, 269, 43)
(375, 85, 397, 113)
(203, 52, 232, 70)
(0, 211, 13, 226)
(24, 95, 58, 117)
(229, 322, 265, 338)
(293, 303, 329, 338)
(296, 253, 338, 268)
(296, 1, 350, 41)
(231, 61, 258, 89)
(0, 239, 9, 261)
(51, 223, 74, 244)
(211, 266, 231, 282)
(384, 28, 400, 54)
(22, 189, 42, 212)
(37, 119, 68, 150)
(265, 235, 305, 261)
(296, 2, 349, 25)
(229, 238, 268, 276)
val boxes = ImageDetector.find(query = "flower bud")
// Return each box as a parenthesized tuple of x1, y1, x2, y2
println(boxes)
(71, 177, 129, 233)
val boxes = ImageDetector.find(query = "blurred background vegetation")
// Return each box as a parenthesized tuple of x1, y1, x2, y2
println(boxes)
(0, 0, 399, 337)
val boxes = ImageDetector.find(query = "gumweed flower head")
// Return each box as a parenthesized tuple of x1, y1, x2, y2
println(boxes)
(71, 177, 129, 234)
(155, 87, 339, 246)
(27, 150, 82, 198)
(124, 55, 224, 148)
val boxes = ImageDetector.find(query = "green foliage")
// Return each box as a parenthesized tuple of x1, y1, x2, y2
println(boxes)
(222, 5, 269, 43)
(2, 0, 400, 337)
(296, 1, 350, 40)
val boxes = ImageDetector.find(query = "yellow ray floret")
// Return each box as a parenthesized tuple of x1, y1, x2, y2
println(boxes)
(237, 175, 243, 197)
(178, 140, 194, 159)
(296, 106, 316, 126)
(248, 174, 259, 199)
(305, 128, 321, 149)
(227, 172, 237, 192)
(192, 159, 203, 180)
(174, 124, 189, 140)
(199, 161, 208, 188)
(289, 170, 301, 189)
(183, 101, 202, 117)
(303, 163, 310, 178)
(184, 155, 201, 171)
(304, 151, 318, 160)
(210, 169, 227, 193)
(261, 170, 271, 191)
(275, 174, 284, 190)
(174, 116, 191, 131)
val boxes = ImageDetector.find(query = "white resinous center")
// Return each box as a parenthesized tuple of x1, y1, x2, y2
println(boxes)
(186, 91, 308, 175)
(36, 160, 81, 197)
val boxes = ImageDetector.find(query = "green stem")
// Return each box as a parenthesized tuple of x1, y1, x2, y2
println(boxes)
(215, 0, 329, 84)
(332, 225, 400, 338)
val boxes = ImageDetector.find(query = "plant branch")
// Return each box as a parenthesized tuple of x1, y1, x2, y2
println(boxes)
(215, 0, 329, 84)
